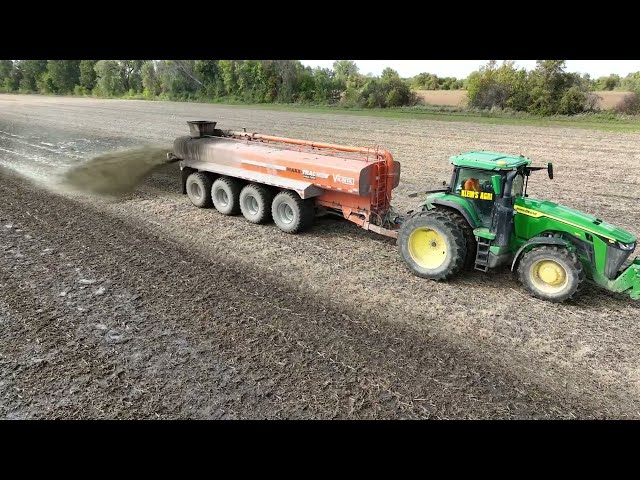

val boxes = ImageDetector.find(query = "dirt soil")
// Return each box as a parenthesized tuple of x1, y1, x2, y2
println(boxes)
(1, 94, 639, 419)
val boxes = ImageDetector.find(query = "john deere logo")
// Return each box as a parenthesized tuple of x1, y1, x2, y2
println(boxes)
(514, 205, 543, 218)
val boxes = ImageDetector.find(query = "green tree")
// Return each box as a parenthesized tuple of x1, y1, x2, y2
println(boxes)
(381, 67, 399, 80)
(120, 60, 145, 93)
(296, 64, 315, 103)
(218, 60, 239, 97)
(467, 60, 504, 109)
(604, 74, 620, 91)
(276, 60, 300, 102)
(592, 74, 620, 91)
(0, 60, 12, 81)
(195, 60, 225, 97)
(36, 72, 56, 94)
(47, 60, 80, 93)
(358, 71, 414, 108)
(333, 60, 359, 82)
(79, 60, 97, 91)
(237, 60, 267, 102)
(621, 72, 640, 94)
(468, 60, 590, 115)
(94, 60, 125, 96)
(156, 60, 201, 98)
(5, 65, 22, 92)
(411, 72, 440, 90)
(141, 61, 160, 97)
(558, 86, 588, 115)
(15, 60, 47, 92)
(528, 60, 568, 115)
(312, 67, 340, 103)
(260, 60, 281, 102)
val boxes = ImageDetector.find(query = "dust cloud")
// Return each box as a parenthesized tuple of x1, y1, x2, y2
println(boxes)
(56, 145, 174, 196)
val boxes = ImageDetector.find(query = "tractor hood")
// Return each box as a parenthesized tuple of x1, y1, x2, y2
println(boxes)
(519, 197, 637, 245)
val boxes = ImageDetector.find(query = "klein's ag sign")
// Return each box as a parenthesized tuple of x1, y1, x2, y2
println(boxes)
(461, 189, 493, 201)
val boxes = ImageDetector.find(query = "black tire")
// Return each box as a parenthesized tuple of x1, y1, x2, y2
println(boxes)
(398, 210, 467, 280)
(185, 172, 212, 208)
(271, 190, 315, 234)
(438, 207, 476, 269)
(211, 176, 242, 215)
(517, 246, 585, 302)
(240, 183, 274, 224)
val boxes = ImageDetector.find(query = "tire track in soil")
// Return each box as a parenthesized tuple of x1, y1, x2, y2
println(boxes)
(0, 168, 595, 419)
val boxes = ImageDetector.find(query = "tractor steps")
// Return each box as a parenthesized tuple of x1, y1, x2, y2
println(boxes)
(474, 238, 491, 272)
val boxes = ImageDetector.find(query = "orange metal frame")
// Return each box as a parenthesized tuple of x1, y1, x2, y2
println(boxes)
(230, 131, 399, 237)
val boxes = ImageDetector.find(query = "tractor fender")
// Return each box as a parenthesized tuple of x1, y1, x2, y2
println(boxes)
(511, 237, 572, 271)
(424, 199, 478, 228)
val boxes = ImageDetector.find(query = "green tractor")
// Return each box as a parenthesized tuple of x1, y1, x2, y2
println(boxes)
(398, 151, 640, 302)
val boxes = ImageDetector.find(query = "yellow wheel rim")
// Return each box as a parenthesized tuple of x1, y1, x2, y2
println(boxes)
(530, 259, 568, 294)
(408, 227, 448, 269)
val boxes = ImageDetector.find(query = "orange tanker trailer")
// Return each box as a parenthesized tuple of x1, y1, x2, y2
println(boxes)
(169, 120, 402, 237)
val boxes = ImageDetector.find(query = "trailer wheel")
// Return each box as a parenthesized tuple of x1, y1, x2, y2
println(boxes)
(240, 183, 274, 224)
(186, 172, 213, 208)
(517, 246, 585, 302)
(398, 210, 467, 280)
(212, 177, 242, 215)
(271, 191, 315, 234)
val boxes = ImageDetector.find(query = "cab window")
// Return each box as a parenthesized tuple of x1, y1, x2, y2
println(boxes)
(454, 168, 496, 197)
(454, 168, 498, 225)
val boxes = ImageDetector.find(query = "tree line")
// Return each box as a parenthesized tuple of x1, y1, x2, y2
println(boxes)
(0, 60, 416, 108)
(467, 60, 640, 115)
(1, 60, 639, 115)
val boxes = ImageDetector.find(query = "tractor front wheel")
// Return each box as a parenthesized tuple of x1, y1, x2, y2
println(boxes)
(398, 210, 467, 280)
(517, 246, 585, 302)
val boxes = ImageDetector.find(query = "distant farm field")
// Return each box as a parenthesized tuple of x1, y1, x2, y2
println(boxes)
(415, 90, 468, 107)
(594, 91, 632, 110)
(415, 89, 634, 111)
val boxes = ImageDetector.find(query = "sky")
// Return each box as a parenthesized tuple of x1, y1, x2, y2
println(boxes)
(299, 60, 640, 79)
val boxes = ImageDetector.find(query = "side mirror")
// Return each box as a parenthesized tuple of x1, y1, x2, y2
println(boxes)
(491, 174, 502, 197)
(548, 162, 554, 180)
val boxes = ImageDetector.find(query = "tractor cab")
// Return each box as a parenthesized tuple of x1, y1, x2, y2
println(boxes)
(448, 151, 531, 228)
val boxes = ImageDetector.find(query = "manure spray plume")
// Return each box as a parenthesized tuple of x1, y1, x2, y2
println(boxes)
(57, 145, 176, 196)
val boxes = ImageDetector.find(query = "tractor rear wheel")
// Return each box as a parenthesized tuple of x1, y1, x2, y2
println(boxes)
(438, 208, 476, 269)
(186, 172, 213, 208)
(212, 177, 242, 215)
(517, 246, 585, 302)
(398, 210, 467, 280)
